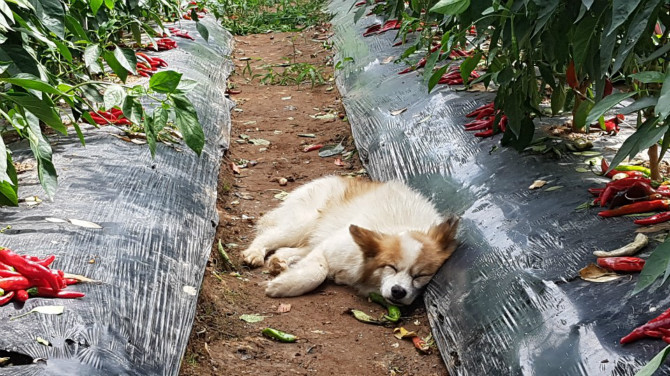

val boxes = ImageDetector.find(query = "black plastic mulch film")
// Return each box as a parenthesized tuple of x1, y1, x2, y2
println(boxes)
(0, 17, 232, 376)
(329, 1, 670, 375)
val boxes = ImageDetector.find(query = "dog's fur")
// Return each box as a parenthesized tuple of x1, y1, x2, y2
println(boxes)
(242, 176, 459, 305)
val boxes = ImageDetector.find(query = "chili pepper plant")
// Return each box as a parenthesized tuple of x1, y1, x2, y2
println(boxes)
(0, 0, 211, 207)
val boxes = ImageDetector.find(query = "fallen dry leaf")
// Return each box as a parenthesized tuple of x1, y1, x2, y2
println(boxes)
(393, 327, 417, 340)
(277, 303, 292, 313)
(382, 56, 395, 64)
(390, 108, 407, 116)
(334, 158, 345, 166)
(528, 180, 547, 189)
(230, 162, 241, 174)
(579, 263, 622, 283)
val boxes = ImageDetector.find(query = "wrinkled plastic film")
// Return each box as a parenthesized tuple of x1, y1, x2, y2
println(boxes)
(0, 17, 232, 376)
(329, 1, 670, 375)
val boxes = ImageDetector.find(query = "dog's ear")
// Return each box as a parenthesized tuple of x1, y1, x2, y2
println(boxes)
(428, 215, 459, 258)
(349, 224, 383, 258)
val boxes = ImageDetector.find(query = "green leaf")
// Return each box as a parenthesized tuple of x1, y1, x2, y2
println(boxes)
(610, 117, 665, 173)
(113, 46, 137, 75)
(0, 138, 8, 184)
(0, 151, 18, 206)
(149, 71, 182, 94)
(0, 74, 63, 96)
(102, 50, 128, 82)
(633, 237, 670, 295)
(104, 0, 115, 9)
(196, 21, 209, 42)
(612, 0, 661, 73)
(533, 0, 558, 20)
(642, 42, 670, 64)
(103, 84, 125, 109)
(121, 95, 143, 125)
(153, 106, 168, 132)
(656, 71, 670, 121)
(620, 96, 658, 115)
(29, 0, 65, 38)
(422, 48, 441, 84)
(25, 113, 58, 199)
(585, 92, 636, 125)
(53, 39, 72, 63)
(634, 345, 670, 376)
(629, 71, 665, 84)
(130, 22, 142, 45)
(573, 100, 594, 130)
(428, 65, 449, 93)
(460, 51, 482, 85)
(1, 92, 66, 134)
(171, 94, 205, 156)
(607, 0, 643, 36)
(83, 44, 101, 71)
(429, 0, 470, 15)
(144, 115, 156, 157)
(0, 45, 40, 78)
(353, 5, 367, 23)
(63, 14, 89, 42)
(89, 0, 103, 15)
(550, 86, 566, 115)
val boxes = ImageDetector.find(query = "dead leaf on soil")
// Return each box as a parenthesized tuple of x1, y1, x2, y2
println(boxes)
(298, 133, 316, 138)
(545, 186, 563, 192)
(528, 180, 547, 190)
(277, 303, 292, 313)
(637, 222, 670, 233)
(393, 327, 418, 340)
(230, 162, 241, 174)
(390, 108, 407, 116)
(334, 158, 345, 166)
(579, 263, 622, 283)
(349, 309, 384, 325)
(68, 218, 102, 229)
(382, 56, 395, 64)
(36, 337, 50, 347)
(318, 143, 345, 158)
(234, 192, 254, 200)
(310, 113, 337, 120)
(249, 138, 270, 146)
(274, 191, 289, 201)
(240, 314, 267, 323)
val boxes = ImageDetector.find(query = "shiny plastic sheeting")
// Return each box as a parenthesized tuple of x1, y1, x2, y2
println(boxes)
(0, 17, 232, 375)
(329, 2, 670, 375)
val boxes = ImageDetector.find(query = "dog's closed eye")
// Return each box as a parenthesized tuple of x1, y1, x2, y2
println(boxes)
(384, 265, 398, 272)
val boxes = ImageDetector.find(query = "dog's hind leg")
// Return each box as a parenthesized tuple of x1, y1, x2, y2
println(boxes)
(265, 250, 328, 298)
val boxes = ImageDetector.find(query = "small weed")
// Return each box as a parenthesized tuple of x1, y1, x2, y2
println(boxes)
(256, 63, 326, 88)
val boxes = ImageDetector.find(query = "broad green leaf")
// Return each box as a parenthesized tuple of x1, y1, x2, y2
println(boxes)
(149, 71, 182, 94)
(196, 21, 209, 42)
(573, 100, 594, 130)
(550, 86, 566, 115)
(633, 237, 670, 295)
(25, 114, 58, 199)
(130, 22, 142, 45)
(1, 92, 66, 134)
(121, 96, 143, 125)
(656, 71, 670, 121)
(104, 0, 115, 9)
(63, 14, 89, 41)
(609, 117, 665, 173)
(533, 0, 558, 20)
(102, 51, 128, 82)
(629, 71, 665, 84)
(422, 48, 440, 84)
(585, 92, 636, 125)
(634, 345, 670, 376)
(83, 44, 101, 70)
(113, 46, 137, 75)
(153, 106, 168, 132)
(621, 96, 657, 115)
(89, 0, 103, 15)
(607, 0, 643, 36)
(0, 45, 40, 77)
(428, 65, 449, 93)
(353, 5, 367, 23)
(29, 0, 64, 38)
(0, 1, 13, 24)
(103, 84, 125, 109)
(0, 74, 62, 96)
(642, 43, 670, 64)
(53, 39, 72, 62)
(429, 0, 470, 15)
(144, 116, 156, 157)
(460, 51, 482, 85)
(612, 0, 661, 73)
(176, 79, 198, 93)
(0, 138, 8, 184)
(71, 121, 85, 146)
(171, 94, 204, 156)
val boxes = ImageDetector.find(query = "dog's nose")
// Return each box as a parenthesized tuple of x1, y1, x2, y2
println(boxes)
(391, 285, 407, 299)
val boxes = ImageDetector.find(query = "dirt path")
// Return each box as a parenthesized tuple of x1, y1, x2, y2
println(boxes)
(179, 26, 448, 376)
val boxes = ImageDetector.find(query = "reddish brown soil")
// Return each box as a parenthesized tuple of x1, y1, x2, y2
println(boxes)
(179, 27, 447, 376)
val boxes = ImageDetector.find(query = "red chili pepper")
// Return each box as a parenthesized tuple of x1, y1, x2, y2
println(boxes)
(36, 255, 55, 267)
(63, 278, 79, 286)
(475, 108, 495, 120)
(622, 317, 670, 344)
(27, 287, 84, 299)
(0, 261, 13, 271)
(363, 24, 381, 36)
(0, 276, 32, 291)
(0, 291, 15, 306)
(465, 103, 495, 118)
(474, 129, 495, 137)
(634, 211, 670, 225)
(303, 144, 323, 152)
(0, 270, 21, 278)
(14, 289, 29, 302)
(465, 119, 494, 131)
(603, 79, 613, 97)
(0, 249, 60, 291)
(566, 61, 578, 89)
(597, 257, 645, 272)
(598, 199, 670, 217)
(599, 177, 652, 207)
(498, 115, 508, 132)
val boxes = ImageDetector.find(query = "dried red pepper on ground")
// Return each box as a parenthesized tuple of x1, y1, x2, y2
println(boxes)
(634, 212, 670, 225)
(598, 199, 670, 217)
(27, 287, 85, 299)
(596, 257, 645, 272)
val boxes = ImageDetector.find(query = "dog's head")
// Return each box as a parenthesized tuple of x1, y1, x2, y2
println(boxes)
(350, 216, 459, 306)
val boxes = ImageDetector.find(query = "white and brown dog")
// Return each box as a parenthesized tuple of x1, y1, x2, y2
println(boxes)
(242, 176, 459, 305)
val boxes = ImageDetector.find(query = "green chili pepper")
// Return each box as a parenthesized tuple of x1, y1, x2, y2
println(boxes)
(615, 165, 652, 176)
(261, 327, 297, 343)
(368, 292, 388, 307)
(368, 293, 401, 323)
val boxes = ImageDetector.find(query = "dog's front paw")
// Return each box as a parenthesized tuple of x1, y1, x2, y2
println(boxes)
(242, 247, 266, 267)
